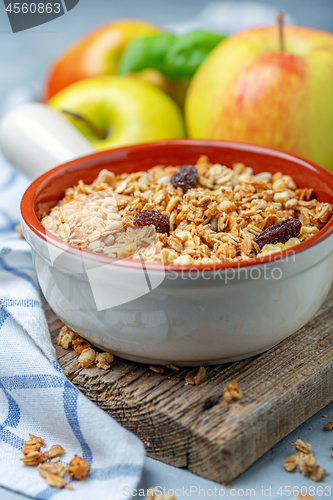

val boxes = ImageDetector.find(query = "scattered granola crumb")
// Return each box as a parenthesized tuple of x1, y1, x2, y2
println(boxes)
(146, 487, 177, 499)
(67, 455, 90, 480)
(166, 364, 180, 371)
(324, 420, 333, 431)
(22, 440, 42, 456)
(295, 494, 314, 500)
(291, 439, 312, 453)
(38, 461, 66, 479)
(223, 381, 243, 402)
(309, 465, 327, 482)
(78, 348, 96, 368)
(283, 448, 326, 482)
(28, 434, 46, 447)
(57, 325, 77, 349)
(95, 352, 114, 370)
(195, 366, 206, 385)
(15, 224, 24, 239)
(283, 452, 300, 472)
(21, 451, 46, 466)
(72, 337, 91, 354)
(149, 366, 164, 374)
(45, 445, 65, 459)
(185, 371, 196, 385)
(322, 415, 328, 418)
(45, 474, 68, 489)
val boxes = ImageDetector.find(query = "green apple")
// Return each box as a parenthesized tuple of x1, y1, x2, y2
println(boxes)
(185, 25, 333, 171)
(48, 76, 185, 149)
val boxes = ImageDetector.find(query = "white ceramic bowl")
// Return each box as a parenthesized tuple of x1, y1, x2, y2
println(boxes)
(19, 139, 333, 366)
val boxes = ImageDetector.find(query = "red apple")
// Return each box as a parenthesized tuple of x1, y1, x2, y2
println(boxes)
(185, 25, 333, 171)
(43, 19, 159, 101)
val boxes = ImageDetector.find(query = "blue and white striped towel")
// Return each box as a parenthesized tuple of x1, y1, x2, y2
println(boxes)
(0, 102, 145, 499)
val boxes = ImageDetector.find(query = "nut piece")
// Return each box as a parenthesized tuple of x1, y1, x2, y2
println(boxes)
(166, 364, 180, 371)
(67, 455, 90, 480)
(20, 451, 46, 465)
(45, 474, 68, 489)
(72, 337, 91, 354)
(291, 439, 312, 453)
(78, 348, 96, 368)
(38, 461, 66, 479)
(45, 445, 65, 459)
(57, 325, 77, 349)
(195, 366, 206, 385)
(324, 420, 333, 431)
(223, 381, 243, 402)
(95, 352, 114, 370)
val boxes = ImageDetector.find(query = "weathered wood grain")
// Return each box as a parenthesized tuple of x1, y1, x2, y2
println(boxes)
(47, 287, 333, 484)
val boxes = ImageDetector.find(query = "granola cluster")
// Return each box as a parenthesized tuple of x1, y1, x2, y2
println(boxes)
(41, 156, 332, 265)
(20, 433, 89, 489)
(57, 325, 114, 370)
(223, 381, 243, 402)
(283, 439, 326, 482)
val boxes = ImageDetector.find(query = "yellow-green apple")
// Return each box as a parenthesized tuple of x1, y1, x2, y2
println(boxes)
(185, 25, 333, 171)
(48, 76, 185, 149)
(43, 18, 189, 108)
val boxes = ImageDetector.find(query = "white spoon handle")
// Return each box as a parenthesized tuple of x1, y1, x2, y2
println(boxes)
(0, 102, 94, 179)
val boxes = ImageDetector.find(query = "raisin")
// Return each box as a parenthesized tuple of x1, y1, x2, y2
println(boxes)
(133, 210, 169, 234)
(171, 164, 198, 191)
(255, 218, 302, 250)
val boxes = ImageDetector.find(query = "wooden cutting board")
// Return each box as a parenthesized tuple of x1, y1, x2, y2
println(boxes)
(46, 286, 333, 485)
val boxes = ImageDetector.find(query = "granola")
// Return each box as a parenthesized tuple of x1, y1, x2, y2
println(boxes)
(283, 444, 327, 482)
(223, 380, 243, 402)
(41, 157, 332, 265)
(67, 455, 90, 480)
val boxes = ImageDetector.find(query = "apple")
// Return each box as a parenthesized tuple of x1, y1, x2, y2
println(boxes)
(48, 76, 185, 149)
(43, 19, 188, 108)
(43, 19, 159, 101)
(185, 25, 333, 171)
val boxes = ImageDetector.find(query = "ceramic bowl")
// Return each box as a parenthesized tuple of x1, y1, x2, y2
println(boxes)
(20, 139, 333, 366)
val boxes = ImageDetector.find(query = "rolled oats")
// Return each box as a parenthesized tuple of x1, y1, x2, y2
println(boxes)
(291, 439, 312, 453)
(45, 474, 68, 489)
(38, 461, 66, 479)
(20, 451, 46, 465)
(149, 366, 164, 374)
(41, 157, 332, 266)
